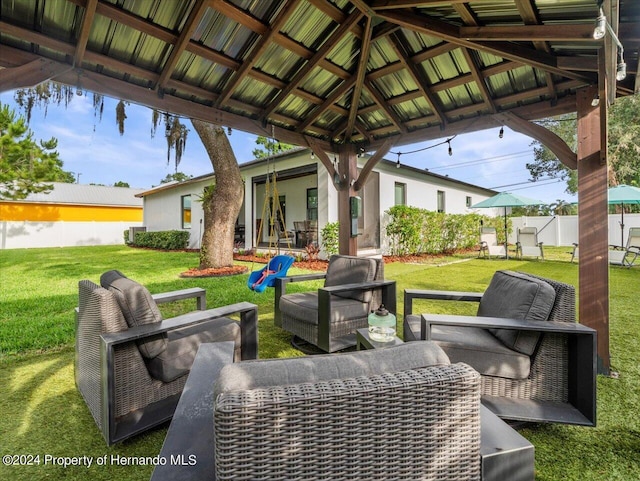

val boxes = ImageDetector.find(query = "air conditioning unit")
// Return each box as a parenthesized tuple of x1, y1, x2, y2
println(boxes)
(128, 226, 146, 243)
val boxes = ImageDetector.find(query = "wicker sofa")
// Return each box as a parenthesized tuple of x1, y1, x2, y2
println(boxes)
(75, 271, 258, 445)
(215, 342, 482, 480)
(404, 270, 597, 426)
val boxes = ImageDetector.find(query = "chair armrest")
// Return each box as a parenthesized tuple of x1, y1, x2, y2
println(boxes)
(101, 301, 258, 360)
(419, 313, 596, 340)
(152, 287, 206, 310)
(404, 289, 483, 319)
(320, 279, 395, 295)
(278, 272, 327, 285)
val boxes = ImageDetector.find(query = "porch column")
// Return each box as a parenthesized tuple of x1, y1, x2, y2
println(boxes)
(576, 84, 610, 375)
(337, 144, 358, 256)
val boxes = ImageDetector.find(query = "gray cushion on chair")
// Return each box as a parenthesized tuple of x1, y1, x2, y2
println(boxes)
(100, 270, 167, 359)
(146, 318, 240, 382)
(279, 292, 370, 325)
(404, 315, 530, 379)
(324, 255, 378, 302)
(478, 270, 556, 355)
(214, 341, 450, 397)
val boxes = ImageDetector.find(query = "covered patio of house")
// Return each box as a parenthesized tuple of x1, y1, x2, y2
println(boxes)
(1, 0, 637, 388)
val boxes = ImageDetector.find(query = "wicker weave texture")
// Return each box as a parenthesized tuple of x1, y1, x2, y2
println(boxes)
(76, 281, 188, 428)
(280, 312, 368, 347)
(215, 364, 481, 481)
(480, 274, 574, 402)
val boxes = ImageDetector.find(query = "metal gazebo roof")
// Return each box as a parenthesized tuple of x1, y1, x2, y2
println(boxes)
(0, 0, 637, 151)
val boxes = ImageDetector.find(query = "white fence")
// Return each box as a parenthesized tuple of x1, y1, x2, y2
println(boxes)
(510, 214, 640, 247)
(0, 221, 142, 249)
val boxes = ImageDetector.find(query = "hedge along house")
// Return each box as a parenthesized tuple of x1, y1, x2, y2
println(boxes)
(136, 148, 497, 255)
(0, 182, 144, 249)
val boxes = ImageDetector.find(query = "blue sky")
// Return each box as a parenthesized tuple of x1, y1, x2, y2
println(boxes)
(1, 90, 576, 203)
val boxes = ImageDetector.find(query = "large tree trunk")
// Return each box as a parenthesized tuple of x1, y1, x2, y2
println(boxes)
(191, 120, 243, 269)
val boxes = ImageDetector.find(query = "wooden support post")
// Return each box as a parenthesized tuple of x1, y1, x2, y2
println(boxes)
(337, 144, 358, 256)
(576, 84, 609, 375)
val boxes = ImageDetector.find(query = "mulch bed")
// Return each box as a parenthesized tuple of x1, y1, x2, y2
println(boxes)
(175, 249, 476, 278)
(179, 265, 248, 278)
(234, 254, 329, 272)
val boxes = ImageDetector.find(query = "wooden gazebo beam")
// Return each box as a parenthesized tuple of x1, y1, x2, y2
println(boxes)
(576, 84, 610, 375)
(0, 58, 72, 92)
(492, 112, 577, 169)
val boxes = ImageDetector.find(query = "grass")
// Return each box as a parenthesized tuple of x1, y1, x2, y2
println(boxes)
(1, 245, 639, 480)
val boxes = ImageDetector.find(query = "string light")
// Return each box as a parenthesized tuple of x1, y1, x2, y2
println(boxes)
(310, 151, 315, 159)
(593, 8, 606, 39)
(390, 134, 457, 162)
(227, 126, 232, 135)
(591, 2, 627, 81)
(396, 152, 401, 168)
(499, 126, 504, 139)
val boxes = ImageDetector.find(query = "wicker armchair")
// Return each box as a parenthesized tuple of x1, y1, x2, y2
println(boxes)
(404, 270, 596, 426)
(274, 255, 396, 352)
(213, 342, 482, 481)
(75, 272, 258, 445)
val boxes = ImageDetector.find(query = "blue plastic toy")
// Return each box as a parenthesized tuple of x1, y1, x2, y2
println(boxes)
(247, 255, 295, 293)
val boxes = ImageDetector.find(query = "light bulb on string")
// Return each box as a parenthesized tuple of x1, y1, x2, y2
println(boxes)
(499, 126, 504, 139)
(593, 10, 607, 39)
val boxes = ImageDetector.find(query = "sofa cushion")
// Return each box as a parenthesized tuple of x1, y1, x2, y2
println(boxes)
(324, 255, 378, 302)
(146, 318, 240, 382)
(100, 270, 167, 359)
(478, 270, 556, 355)
(404, 315, 530, 380)
(214, 341, 450, 397)
(279, 292, 370, 325)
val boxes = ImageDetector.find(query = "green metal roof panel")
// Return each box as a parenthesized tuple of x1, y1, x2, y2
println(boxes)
(299, 67, 342, 99)
(197, 9, 255, 60)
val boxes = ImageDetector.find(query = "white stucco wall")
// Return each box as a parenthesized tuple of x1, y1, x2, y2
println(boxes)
(142, 182, 207, 249)
(0, 221, 142, 249)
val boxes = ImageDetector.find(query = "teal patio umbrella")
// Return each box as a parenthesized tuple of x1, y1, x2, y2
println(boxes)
(608, 184, 640, 246)
(472, 192, 544, 258)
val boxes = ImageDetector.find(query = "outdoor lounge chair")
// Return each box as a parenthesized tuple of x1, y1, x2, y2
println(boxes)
(75, 270, 258, 445)
(515, 227, 544, 260)
(571, 227, 640, 267)
(609, 227, 640, 267)
(403, 270, 597, 426)
(479, 227, 506, 258)
(274, 254, 396, 352)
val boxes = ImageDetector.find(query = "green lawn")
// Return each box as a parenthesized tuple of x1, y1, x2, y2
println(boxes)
(1, 245, 638, 480)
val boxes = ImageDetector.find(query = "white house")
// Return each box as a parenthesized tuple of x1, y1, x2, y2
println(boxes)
(136, 149, 498, 255)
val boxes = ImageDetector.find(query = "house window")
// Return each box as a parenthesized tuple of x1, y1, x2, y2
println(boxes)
(394, 182, 406, 205)
(181, 195, 191, 229)
(307, 188, 318, 220)
(466, 196, 472, 208)
(437, 190, 445, 213)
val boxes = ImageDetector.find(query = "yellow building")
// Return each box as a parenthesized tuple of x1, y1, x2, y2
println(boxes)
(0, 183, 144, 249)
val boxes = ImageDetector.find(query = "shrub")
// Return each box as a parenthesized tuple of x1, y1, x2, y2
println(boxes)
(133, 230, 190, 250)
(385, 205, 511, 255)
(321, 221, 339, 256)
